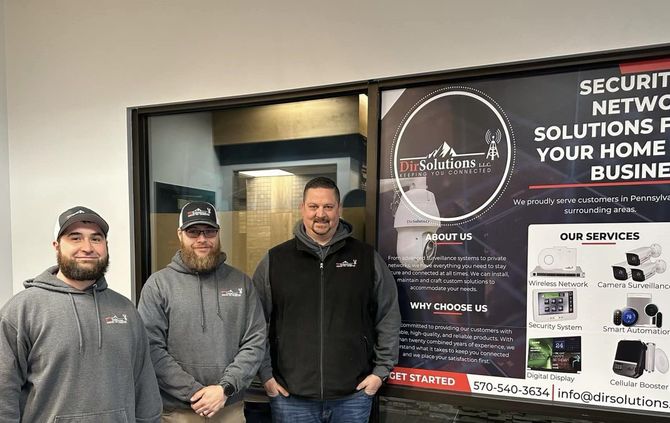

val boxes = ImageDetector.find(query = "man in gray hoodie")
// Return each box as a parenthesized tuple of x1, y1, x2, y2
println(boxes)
(139, 201, 266, 422)
(253, 177, 401, 423)
(0, 206, 162, 422)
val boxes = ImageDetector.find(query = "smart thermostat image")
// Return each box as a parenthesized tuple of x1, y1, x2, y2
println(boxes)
(613, 293, 663, 328)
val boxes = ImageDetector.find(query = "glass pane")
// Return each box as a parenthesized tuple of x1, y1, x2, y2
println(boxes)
(147, 95, 368, 276)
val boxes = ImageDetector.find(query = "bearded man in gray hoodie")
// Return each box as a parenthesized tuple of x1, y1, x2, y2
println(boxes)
(0, 206, 162, 422)
(139, 201, 266, 422)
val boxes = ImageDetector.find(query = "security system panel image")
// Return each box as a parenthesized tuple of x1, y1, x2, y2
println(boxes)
(531, 246, 584, 277)
(527, 336, 581, 373)
(532, 289, 577, 321)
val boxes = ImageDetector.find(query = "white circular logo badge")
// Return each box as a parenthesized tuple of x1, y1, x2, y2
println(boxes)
(391, 87, 516, 224)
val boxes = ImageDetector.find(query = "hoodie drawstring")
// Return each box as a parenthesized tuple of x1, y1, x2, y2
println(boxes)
(92, 284, 102, 349)
(67, 286, 103, 353)
(215, 269, 223, 320)
(68, 294, 84, 354)
(199, 272, 223, 329)
(198, 274, 205, 332)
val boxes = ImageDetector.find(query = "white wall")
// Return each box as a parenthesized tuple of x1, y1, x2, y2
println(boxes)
(0, 0, 12, 305)
(4, 0, 670, 300)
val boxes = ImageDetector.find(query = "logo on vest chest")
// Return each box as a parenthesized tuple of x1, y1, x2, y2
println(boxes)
(221, 288, 243, 297)
(104, 314, 129, 324)
(336, 259, 358, 268)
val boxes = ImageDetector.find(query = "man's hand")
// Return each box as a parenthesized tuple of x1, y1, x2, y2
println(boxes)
(263, 377, 289, 397)
(356, 374, 383, 396)
(190, 385, 226, 417)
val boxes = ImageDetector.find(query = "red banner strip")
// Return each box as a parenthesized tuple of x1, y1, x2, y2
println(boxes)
(620, 58, 670, 74)
(387, 366, 471, 392)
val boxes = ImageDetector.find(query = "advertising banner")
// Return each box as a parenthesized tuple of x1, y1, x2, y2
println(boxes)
(377, 57, 670, 414)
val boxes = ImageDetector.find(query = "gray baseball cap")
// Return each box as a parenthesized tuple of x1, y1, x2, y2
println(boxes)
(54, 206, 109, 240)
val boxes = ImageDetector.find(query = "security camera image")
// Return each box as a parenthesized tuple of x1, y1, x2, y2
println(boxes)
(631, 260, 667, 282)
(627, 252, 644, 267)
(612, 262, 630, 281)
(528, 336, 581, 373)
(632, 268, 647, 282)
(626, 244, 662, 267)
(423, 236, 437, 266)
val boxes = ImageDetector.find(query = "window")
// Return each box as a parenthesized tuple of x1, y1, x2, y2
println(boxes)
(143, 94, 369, 276)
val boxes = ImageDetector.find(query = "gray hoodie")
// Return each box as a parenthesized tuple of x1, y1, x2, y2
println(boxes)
(138, 251, 265, 410)
(0, 266, 162, 422)
(253, 220, 401, 383)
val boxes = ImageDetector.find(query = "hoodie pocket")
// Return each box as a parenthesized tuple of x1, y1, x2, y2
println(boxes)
(178, 361, 226, 386)
(54, 408, 128, 423)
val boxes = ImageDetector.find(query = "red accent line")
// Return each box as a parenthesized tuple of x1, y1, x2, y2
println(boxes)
(435, 242, 464, 245)
(529, 179, 670, 189)
(552, 384, 555, 401)
(388, 367, 471, 392)
(620, 58, 670, 74)
(582, 242, 616, 245)
(433, 311, 463, 315)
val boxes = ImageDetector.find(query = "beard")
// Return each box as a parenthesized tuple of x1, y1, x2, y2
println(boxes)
(180, 239, 221, 273)
(57, 248, 109, 282)
(310, 216, 335, 235)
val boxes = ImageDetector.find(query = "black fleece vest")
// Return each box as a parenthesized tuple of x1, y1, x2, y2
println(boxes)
(268, 236, 375, 399)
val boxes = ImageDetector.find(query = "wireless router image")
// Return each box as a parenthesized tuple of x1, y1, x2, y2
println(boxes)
(531, 247, 585, 277)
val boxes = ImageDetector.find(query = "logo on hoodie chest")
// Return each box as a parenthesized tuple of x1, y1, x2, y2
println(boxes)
(104, 314, 129, 324)
(336, 259, 358, 268)
(221, 288, 243, 297)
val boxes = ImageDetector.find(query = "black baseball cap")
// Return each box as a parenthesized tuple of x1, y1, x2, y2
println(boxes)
(54, 206, 109, 240)
(179, 201, 220, 230)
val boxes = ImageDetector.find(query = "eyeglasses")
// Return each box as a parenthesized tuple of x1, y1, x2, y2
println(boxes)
(183, 228, 219, 239)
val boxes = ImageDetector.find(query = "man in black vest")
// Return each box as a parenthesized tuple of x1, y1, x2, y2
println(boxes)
(252, 177, 400, 423)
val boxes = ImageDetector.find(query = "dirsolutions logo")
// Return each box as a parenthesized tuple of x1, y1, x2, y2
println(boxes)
(392, 87, 516, 223)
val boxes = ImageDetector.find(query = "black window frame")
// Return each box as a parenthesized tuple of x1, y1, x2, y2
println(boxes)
(128, 82, 371, 301)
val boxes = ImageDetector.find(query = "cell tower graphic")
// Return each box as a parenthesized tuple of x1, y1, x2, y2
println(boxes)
(485, 129, 501, 161)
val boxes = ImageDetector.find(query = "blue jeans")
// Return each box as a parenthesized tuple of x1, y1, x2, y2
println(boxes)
(269, 390, 374, 423)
